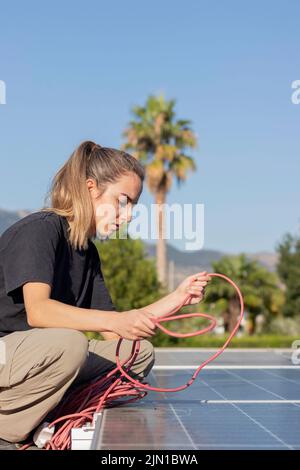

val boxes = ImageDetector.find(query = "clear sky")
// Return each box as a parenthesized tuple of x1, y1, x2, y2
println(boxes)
(0, 0, 299, 254)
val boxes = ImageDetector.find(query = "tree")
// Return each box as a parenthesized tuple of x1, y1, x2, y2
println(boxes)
(204, 254, 283, 333)
(122, 94, 197, 287)
(276, 230, 300, 317)
(94, 235, 164, 312)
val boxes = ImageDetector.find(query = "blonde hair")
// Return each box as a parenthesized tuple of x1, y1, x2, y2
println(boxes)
(42, 141, 145, 250)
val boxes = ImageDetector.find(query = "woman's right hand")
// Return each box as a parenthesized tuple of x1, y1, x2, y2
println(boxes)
(110, 309, 157, 340)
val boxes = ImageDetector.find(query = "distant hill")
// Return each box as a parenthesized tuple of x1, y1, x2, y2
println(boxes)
(247, 252, 279, 273)
(143, 242, 279, 288)
(0, 208, 278, 287)
(144, 242, 223, 270)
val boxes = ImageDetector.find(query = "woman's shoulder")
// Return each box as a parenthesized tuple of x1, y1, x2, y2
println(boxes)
(0, 210, 66, 249)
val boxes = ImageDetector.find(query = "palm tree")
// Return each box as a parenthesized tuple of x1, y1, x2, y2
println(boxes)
(122, 94, 197, 286)
(276, 230, 300, 317)
(205, 254, 284, 333)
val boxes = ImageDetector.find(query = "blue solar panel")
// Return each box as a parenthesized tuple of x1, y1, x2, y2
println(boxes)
(91, 350, 300, 450)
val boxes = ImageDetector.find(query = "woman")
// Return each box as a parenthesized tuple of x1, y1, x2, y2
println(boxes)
(0, 140, 210, 448)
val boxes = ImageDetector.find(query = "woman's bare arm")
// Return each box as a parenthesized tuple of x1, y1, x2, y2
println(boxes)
(23, 282, 156, 340)
(100, 331, 121, 340)
(23, 282, 118, 332)
(143, 272, 211, 318)
(142, 291, 183, 318)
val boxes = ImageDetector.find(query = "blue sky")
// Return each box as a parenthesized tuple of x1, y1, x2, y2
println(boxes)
(0, 0, 299, 254)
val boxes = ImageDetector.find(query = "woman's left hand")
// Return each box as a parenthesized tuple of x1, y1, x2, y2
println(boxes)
(174, 271, 211, 306)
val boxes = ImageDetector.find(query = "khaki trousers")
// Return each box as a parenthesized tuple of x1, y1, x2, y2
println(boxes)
(0, 328, 155, 442)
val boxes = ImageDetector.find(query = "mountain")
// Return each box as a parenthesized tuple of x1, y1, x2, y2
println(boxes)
(247, 252, 279, 273)
(0, 208, 278, 287)
(143, 242, 278, 288)
(144, 242, 223, 270)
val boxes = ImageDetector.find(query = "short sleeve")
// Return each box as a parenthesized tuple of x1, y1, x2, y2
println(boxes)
(90, 245, 116, 312)
(1, 219, 60, 297)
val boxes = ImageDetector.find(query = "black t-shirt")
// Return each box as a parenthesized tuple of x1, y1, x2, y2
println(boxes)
(0, 210, 116, 337)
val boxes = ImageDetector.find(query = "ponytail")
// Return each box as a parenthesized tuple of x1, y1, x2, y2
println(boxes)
(42, 141, 145, 250)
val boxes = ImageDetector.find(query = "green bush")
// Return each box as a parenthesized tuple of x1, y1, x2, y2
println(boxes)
(151, 333, 299, 348)
(264, 316, 300, 336)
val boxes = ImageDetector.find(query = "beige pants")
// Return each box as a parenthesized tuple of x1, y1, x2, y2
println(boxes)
(0, 328, 155, 442)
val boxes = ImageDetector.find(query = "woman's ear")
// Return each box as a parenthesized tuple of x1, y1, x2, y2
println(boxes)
(86, 179, 98, 199)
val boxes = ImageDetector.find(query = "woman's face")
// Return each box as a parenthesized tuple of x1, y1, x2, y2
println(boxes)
(87, 172, 143, 239)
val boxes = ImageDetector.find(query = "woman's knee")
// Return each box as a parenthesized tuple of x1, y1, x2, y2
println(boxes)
(140, 340, 155, 372)
(120, 338, 155, 363)
(132, 340, 155, 378)
(139, 340, 155, 361)
(47, 328, 89, 375)
(127, 340, 155, 379)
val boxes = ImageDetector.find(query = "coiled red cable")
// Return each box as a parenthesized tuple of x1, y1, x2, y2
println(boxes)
(115, 272, 244, 392)
(20, 272, 244, 450)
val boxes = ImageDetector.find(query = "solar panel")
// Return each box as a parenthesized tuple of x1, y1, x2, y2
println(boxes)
(90, 350, 300, 450)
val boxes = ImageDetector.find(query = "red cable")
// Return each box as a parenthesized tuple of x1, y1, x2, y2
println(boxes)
(19, 272, 244, 450)
(115, 272, 244, 392)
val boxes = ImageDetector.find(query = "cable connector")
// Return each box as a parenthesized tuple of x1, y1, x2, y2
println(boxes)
(33, 422, 55, 449)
